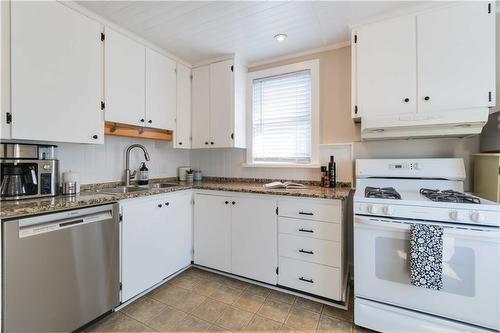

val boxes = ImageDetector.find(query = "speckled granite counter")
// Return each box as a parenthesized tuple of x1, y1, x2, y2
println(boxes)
(1, 179, 352, 219)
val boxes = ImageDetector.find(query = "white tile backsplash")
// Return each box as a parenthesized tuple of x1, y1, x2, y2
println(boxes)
(57, 136, 190, 185)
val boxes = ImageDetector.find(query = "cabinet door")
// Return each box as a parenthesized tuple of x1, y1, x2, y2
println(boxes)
(193, 193, 231, 272)
(191, 66, 211, 148)
(356, 15, 417, 117)
(163, 191, 193, 276)
(231, 196, 277, 284)
(210, 59, 234, 147)
(10, 1, 103, 143)
(417, 2, 495, 113)
(175, 63, 192, 148)
(121, 196, 168, 302)
(105, 27, 145, 126)
(145, 48, 176, 130)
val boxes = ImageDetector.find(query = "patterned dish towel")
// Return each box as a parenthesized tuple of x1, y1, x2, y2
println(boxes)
(409, 224, 444, 290)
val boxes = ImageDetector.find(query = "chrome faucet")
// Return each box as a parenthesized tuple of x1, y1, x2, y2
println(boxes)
(125, 144, 151, 186)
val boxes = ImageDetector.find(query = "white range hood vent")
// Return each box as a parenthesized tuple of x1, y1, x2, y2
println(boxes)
(361, 108, 490, 140)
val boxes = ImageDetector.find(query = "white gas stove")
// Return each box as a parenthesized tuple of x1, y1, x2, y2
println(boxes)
(353, 159, 500, 333)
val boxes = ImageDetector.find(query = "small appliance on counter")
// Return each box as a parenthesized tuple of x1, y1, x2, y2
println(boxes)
(193, 170, 203, 181)
(0, 143, 58, 200)
(61, 170, 80, 196)
(479, 112, 500, 152)
(178, 166, 191, 181)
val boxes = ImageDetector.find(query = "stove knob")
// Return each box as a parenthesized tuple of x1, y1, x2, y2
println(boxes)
(382, 206, 393, 215)
(470, 212, 485, 223)
(367, 205, 378, 214)
(449, 210, 463, 221)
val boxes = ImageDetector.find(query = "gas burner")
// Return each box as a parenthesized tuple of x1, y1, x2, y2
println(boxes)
(420, 188, 481, 204)
(365, 187, 401, 200)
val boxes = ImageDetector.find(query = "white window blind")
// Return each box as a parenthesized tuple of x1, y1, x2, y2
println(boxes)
(252, 70, 312, 164)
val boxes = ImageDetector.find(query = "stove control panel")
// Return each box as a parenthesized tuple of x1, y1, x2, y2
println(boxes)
(355, 202, 499, 227)
(389, 162, 420, 171)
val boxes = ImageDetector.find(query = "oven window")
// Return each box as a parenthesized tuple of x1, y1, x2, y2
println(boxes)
(0, 163, 38, 197)
(375, 236, 475, 297)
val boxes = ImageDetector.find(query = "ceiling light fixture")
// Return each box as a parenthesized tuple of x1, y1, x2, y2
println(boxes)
(274, 33, 288, 42)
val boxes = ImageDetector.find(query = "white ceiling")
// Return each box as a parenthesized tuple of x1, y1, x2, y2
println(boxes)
(77, 1, 421, 66)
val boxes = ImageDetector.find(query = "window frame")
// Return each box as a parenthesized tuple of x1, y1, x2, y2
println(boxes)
(245, 59, 320, 167)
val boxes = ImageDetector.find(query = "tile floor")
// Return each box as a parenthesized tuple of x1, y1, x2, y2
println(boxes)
(86, 267, 374, 333)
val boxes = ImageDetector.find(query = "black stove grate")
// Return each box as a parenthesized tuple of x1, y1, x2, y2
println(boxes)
(419, 188, 481, 204)
(365, 187, 402, 200)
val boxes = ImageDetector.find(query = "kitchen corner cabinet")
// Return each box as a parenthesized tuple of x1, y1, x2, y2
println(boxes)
(10, 1, 104, 144)
(175, 64, 192, 148)
(191, 58, 246, 149)
(193, 193, 277, 284)
(104, 27, 145, 127)
(121, 191, 192, 302)
(105, 28, 177, 131)
(352, 2, 496, 119)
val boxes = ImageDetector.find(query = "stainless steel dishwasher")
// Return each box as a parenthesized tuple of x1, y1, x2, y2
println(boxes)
(3, 203, 120, 332)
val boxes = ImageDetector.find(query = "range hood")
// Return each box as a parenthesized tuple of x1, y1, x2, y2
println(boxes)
(361, 108, 490, 140)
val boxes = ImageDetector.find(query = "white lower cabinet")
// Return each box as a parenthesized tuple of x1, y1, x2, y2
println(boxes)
(278, 198, 346, 301)
(193, 192, 278, 284)
(193, 193, 232, 272)
(231, 196, 277, 284)
(121, 191, 192, 302)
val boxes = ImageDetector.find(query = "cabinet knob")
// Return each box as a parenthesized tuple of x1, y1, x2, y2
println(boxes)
(178, 142, 183, 145)
(158, 204, 163, 208)
(211, 142, 214, 145)
(225, 201, 229, 204)
(424, 96, 430, 101)
(205, 142, 209, 145)
(148, 120, 152, 124)
(140, 118, 145, 123)
(404, 98, 410, 103)
(231, 201, 236, 205)
(92, 135, 98, 139)
(165, 202, 169, 206)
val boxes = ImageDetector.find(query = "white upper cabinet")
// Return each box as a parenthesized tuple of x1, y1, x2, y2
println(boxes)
(417, 2, 496, 113)
(352, 2, 496, 139)
(210, 59, 234, 148)
(191, 58, 246, 149)
(355, 15, 417, 117)
(191, 65, 211, 148)
(10, 1, 103, 144)
(145, 48, 177, 130)
(175, 64, 192, 148)
(105, 27, 145, 127)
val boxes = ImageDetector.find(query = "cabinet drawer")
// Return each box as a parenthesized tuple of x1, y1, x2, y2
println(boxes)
(278, 200, 341, 223)
(279, 234, 340, 267)
(279, 217, 341, 242)
(278, 257, 341, 301)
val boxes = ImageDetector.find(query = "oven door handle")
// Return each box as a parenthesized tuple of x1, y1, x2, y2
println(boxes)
(355, 216, 500, 241)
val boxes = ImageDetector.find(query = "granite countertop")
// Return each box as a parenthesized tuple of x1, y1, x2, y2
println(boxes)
(0, 178, 352, 219)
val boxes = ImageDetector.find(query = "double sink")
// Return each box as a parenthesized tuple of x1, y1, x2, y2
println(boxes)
(97, 183, 179, 195)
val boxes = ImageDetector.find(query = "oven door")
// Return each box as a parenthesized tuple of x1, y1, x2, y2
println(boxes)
(354, 215, 500, 331)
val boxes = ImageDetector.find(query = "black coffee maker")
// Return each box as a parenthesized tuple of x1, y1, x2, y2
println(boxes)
(0, 143, 59, 200)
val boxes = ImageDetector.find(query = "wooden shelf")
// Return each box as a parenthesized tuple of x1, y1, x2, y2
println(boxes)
(105, 122, 172, 141)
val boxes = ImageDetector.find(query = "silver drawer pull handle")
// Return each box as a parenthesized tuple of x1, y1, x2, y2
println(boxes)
(298, 228, 314, 233)
(299, 277, 314, 283)
(299, 249, 314, 255)
(299, 212, 314, 216)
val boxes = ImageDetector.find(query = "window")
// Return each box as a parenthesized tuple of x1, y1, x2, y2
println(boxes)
(246, 60, 319, 166)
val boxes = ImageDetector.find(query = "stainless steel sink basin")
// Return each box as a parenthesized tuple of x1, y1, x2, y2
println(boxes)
(148, 183, 178, 189)
(97, 186, 149, 195)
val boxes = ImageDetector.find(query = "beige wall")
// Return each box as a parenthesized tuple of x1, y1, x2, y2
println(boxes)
(249, 46, 361, 144)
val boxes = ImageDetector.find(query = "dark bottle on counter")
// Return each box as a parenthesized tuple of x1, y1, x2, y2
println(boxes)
(328, 156, 337, 188)
(138, 162, 149, 185)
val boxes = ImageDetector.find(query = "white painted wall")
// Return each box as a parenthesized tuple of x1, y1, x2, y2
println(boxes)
(58, 136, 190, 185)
